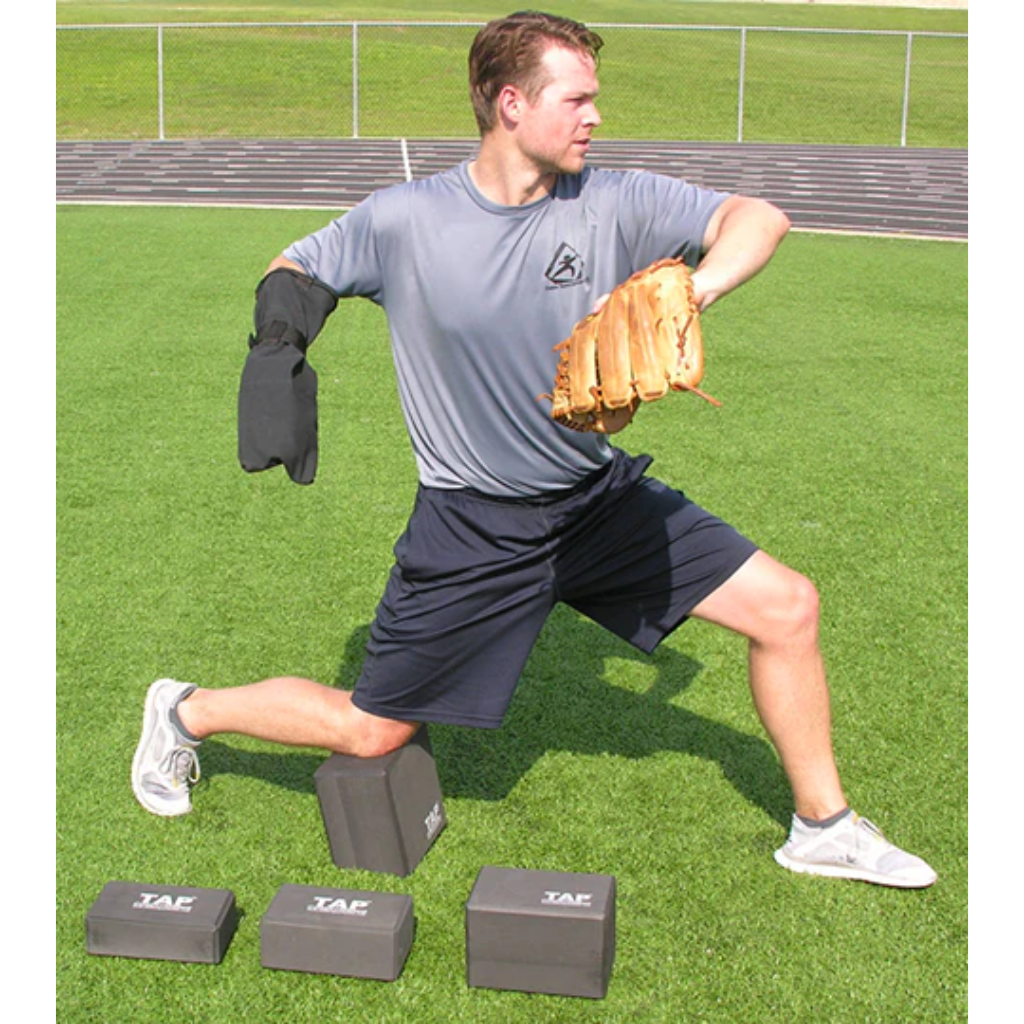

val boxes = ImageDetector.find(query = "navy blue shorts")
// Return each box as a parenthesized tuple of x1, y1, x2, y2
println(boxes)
(351, 450, 758, 728)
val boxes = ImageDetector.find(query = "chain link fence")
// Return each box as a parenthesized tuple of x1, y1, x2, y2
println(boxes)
(57, 21, 967, 148)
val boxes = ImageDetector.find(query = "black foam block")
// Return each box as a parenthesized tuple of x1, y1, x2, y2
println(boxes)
(261, 884, 414, 981)
(314, 727, 446, 876)
(85, 882, 238, 964)
(465, 866, 616, 999)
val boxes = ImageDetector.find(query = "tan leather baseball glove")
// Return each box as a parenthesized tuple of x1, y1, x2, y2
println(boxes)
(542, 258, 720, 434)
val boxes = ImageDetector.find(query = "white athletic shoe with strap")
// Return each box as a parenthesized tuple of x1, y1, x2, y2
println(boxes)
(775, 811, 937, 888)
(131, 679, 201, 816)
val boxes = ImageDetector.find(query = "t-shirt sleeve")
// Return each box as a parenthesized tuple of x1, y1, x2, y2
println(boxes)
(614, 171, 729, 271)
(283, 196, 385, 303)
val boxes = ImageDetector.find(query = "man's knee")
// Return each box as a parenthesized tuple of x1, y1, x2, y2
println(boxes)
(341, 707, 421, 759)
(766, 566, 820, 641)
(694, 550, 821, 644)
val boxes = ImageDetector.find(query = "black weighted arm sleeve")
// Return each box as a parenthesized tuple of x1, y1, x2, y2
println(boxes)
(237, 268, 339, 485)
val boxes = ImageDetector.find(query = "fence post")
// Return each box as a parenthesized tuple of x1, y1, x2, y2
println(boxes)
(352, 21, 359, 139)
(900, 31, 913, 148)
(737, 26, 747, 143)
(157, 24, 166, 140)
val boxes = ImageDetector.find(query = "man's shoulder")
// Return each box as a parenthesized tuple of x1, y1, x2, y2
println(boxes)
(558, 165, 621, 194)
(556, 165, 665, 200)
(371, 163, 466, 209)
(568, 165, 726, 215)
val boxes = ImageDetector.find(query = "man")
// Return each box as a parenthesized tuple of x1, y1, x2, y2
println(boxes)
(132, 11, 935, 888)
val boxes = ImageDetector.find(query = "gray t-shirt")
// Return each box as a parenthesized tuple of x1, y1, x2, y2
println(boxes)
(285, 161, 727, 497)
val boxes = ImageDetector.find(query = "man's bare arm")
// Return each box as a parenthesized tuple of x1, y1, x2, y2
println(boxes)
(265, 254, 306, 277)
(690, 195, 791, 311)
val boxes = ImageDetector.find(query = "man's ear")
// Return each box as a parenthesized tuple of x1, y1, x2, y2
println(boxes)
(497, 84, 525, 128)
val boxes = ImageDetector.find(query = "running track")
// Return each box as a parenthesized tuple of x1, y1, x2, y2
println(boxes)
(56, 138, 967, 241)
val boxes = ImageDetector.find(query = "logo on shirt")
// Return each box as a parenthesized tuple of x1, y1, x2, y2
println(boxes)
(545, 242, 588, 289)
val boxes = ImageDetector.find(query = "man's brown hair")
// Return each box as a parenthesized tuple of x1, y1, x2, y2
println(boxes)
(468, 11, 604, 134)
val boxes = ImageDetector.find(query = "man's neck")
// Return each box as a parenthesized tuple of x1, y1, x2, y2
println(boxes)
(467, 139, 556, 207)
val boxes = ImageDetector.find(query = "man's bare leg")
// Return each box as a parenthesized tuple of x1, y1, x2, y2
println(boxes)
(131, 676, 417, 816)
(690, 550, 846, 820)
(176, 677, 419, 758)
(691, 550, 936, 887)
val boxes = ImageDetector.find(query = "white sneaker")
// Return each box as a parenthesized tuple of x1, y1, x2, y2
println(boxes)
(775, 811, 937, 888)
(131, 679, 201, 816)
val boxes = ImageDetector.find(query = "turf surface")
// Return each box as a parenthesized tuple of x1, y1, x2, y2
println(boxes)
(57, 204, 967, 1021)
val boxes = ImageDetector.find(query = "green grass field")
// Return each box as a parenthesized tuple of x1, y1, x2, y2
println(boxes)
(57, 1, 967, 146)
(55, 0, 970, 31)
(56, 202, 967, 1021)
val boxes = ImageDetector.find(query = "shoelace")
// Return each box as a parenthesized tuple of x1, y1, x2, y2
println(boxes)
(159, 746, 201, 788)
(852, 815, 889, 847)
(844, 816, 902, 867)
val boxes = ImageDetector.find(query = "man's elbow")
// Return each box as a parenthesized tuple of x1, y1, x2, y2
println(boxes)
(264, 254, 306, 278)
(706, 194, 791, 251)
(774, 204, 793, 239)
(759, 199, 792, 242)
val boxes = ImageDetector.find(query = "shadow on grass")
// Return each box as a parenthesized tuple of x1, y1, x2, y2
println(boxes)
(423, 607, 792, 828)
(203, 606, 790, 827)
(199, 741, 324, 798)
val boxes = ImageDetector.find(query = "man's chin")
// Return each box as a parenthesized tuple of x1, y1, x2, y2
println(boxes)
(557, 153, 589, 176)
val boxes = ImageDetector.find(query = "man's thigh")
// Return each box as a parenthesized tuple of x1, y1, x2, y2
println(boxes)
(352, 488, 557, 728)
(557, 472, 759, 654)
(687, 549, 817, 642)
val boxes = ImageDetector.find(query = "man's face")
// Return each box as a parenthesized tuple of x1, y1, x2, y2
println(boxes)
(514, 44, 602, 176)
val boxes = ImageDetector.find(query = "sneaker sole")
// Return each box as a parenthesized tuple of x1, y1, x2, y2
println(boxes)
(131, 681, 191, 817)
(774, 848, 936, 889)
